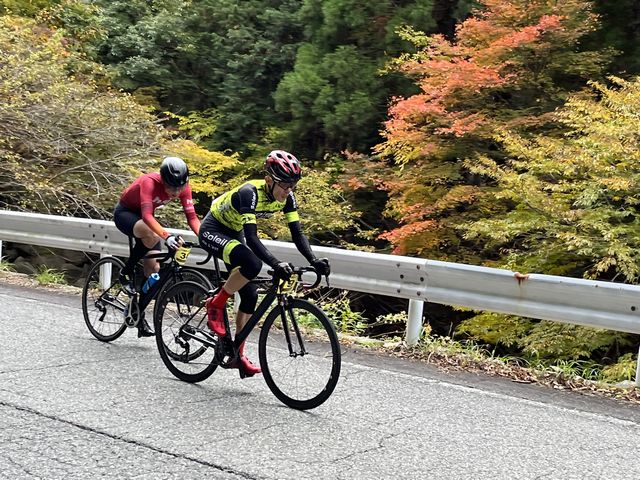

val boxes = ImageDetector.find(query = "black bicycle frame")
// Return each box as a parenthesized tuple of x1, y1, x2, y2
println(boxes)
(177, 266, 320, 353)
(227, 268, 321, 348)
(135, 268, 174, 310)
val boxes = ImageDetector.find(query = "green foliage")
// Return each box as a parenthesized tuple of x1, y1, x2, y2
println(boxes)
(0, 16, 163, 217)
(276, 0, 438, 156)
(35, 266, 66, 285)
(417, 333, 491, 363)
(589, 0, 640, 76)
(257, 169, 368, 246)
(601, 353, 637, 383)
(91, 0, 304, 151)
(518, 322, 633, 360)
(0, 260, 14, 272)
(166, 109, 220, 143)
(321, 292, 368, 336)
(457, 312, 534, 348)
(0, 15, 235, 220)
(459, 312, 635, 363)
(463, 76, 640, 282)
(0, 0, 55, 16)
(2, 1, 104, 43)
(275, 44, 386, 154)
(168, 139, 239, 199)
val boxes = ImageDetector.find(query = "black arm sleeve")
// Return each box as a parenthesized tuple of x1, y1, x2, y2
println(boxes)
(289, 221, 316, 263)
(243, 223, 280, 268)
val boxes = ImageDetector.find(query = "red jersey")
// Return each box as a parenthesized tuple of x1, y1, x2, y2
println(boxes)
(119, 172, 200, 239)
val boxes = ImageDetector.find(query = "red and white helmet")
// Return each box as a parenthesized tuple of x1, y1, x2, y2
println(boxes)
(265, 150, 301, 183)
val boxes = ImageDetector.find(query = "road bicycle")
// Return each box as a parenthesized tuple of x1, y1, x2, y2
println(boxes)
(82, 240, 214, 342)
(154, 266, 341, 410)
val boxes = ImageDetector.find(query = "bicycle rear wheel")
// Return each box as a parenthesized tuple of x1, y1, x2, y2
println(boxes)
(259, 299, 341, 410)
(154, 280, 218, 383)
(82, 256, 128, 342)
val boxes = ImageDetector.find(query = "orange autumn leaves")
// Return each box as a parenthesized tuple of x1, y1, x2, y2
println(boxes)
(368, 0, 609, 258)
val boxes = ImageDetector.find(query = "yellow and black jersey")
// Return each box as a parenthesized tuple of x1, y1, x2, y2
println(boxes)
(209, 180, 299, 232)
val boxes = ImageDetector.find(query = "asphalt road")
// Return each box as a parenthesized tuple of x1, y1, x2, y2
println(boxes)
(1, 282, 639, 480)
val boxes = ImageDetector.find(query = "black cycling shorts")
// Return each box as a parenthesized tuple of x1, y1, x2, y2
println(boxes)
(199, 213, 262, 313)
(113, 203, 161, 250)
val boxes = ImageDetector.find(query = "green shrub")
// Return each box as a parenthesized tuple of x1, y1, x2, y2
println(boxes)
(35, 266, 66, 285)
(601, 353, 637, 383)
(0, 260, 14, 272)
(321, 293, 367, 336)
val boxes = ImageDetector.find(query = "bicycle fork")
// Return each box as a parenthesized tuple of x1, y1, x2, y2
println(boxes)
(278, 299, 307, 358)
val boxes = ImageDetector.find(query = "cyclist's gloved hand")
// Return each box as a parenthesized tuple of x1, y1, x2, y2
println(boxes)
(274, 262, 293, 281)
(165, 234, 183, 250)
(311, 257, 330, 276)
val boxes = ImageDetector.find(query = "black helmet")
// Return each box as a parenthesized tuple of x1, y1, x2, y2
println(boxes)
(265, 150, 301, 183)
(160, 156, 189, 188)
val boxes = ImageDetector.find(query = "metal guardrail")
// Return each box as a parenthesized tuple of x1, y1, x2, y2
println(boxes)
(2, 210, 640, 383)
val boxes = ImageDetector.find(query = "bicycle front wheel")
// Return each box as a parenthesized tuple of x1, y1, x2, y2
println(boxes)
(154, 280, 218, 383)
(259, 299, 341, 410)
(82, 256, 128, 342)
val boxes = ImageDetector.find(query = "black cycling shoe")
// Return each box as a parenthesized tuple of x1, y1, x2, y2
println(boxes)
(119, 273, 135, 296)
(137, 317, 154, 338)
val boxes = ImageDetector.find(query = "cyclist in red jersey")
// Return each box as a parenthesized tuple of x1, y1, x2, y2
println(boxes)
(114, 157, 201, 336)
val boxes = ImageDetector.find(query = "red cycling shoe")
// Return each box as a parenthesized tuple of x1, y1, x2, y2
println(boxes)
(235, 355, 262, 377)
(205, 297, 226, 336)
(232, 342, 261, 377)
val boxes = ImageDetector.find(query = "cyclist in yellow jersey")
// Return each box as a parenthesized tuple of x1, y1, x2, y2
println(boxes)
(199, 150, 330, 377)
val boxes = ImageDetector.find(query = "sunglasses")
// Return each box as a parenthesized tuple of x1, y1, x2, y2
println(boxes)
(276, 181, 298, 191)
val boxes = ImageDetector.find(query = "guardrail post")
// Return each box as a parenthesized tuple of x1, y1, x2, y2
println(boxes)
(405, 299, 424, 346)
(99, 253, 111, 290)
(636, 345, 640, 388)
(0, 240, 3, 261)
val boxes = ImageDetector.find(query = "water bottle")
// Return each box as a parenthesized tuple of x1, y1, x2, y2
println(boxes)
(142, 273, 160, 294)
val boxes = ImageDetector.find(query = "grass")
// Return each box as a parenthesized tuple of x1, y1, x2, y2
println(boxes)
(343, 324, 640, 403)
(34, 266, 67, 285)
(0, 260, 14, 272)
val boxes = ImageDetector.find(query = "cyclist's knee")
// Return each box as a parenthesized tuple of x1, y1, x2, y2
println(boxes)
(229, 245, 262, 279)
(140, 234, 161, 249)
(133, 221, 160, 248)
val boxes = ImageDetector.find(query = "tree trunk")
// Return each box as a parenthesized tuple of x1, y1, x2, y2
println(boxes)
(431, 0, 460, 39)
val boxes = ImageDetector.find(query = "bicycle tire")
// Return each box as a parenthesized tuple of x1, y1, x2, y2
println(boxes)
(154, 280, 218, 383)
(152, 268, 214, 323)
(82, 256, 128, 342)
(259, 299, 341, 410)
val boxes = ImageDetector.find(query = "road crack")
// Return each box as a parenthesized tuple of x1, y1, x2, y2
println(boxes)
(0, 399, 267, 480)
